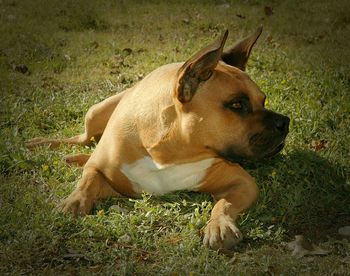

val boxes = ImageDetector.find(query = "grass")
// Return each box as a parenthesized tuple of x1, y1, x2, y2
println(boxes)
(1, 0, 350, 274)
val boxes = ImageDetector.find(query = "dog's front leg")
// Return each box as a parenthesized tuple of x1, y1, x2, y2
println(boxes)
(199, 160, 259, 250)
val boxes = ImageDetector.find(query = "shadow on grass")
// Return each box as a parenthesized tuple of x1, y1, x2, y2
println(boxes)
(246, 149, 349, 240)
(95, 148, 349, 242)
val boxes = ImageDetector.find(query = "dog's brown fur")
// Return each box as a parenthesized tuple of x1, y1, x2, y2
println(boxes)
(27, 27, 289, 250)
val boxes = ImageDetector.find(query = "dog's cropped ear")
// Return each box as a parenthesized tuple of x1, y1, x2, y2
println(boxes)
(175, 30, 228, 103)
(222, 26, 262, 71)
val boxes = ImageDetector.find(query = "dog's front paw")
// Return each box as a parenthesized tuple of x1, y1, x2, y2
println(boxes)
(58, 190, 94, 217)
(203, 215, 242, 250)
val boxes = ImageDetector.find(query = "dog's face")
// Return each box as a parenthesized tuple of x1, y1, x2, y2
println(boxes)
(175, 28, 289, 161)
(190, 64, 289, 161)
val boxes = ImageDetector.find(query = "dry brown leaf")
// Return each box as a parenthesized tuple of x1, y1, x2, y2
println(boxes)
(13, 64, 29, 74)
(287, 235, 329, 258)
(310, 139, 329, 151)
(264, 6, 274, 16)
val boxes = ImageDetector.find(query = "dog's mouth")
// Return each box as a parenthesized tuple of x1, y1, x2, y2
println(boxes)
(217, 137, 287, 164)
(264, 140, 285, 158)
(248, 130, 287, 160)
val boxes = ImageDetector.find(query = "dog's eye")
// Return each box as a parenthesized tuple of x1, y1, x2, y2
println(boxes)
(224, 97, 251, 115)
(231, 102, 242, 109)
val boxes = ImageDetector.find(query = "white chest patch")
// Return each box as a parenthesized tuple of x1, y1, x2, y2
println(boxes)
(121, 157, 214, 195)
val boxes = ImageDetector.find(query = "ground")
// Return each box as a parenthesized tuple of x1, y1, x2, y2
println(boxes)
(0, 0, 349, 275)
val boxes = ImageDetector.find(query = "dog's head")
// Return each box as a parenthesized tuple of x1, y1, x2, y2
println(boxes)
(174, 28, 289, 161)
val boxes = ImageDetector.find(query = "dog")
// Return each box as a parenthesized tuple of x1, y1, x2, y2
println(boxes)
(27, 27, 289, 251)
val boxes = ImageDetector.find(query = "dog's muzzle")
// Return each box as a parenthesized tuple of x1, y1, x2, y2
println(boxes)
(249, 112, 290, 159)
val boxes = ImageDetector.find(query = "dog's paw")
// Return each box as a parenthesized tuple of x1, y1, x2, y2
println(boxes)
(58, 190, 94, 217)
(203, 215, 242, 250)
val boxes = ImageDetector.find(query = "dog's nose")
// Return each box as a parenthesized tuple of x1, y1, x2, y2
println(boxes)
(274, 115, 290, 134)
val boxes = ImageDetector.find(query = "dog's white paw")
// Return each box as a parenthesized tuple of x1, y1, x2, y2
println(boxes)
(58, 190, 94, 217)
(203, 215, 242, 250)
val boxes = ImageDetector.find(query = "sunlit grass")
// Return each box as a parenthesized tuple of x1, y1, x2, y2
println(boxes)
(1, 0, 349, 274)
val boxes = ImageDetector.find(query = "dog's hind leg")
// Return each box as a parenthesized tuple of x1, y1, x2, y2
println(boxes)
(26, 89, 129, 150)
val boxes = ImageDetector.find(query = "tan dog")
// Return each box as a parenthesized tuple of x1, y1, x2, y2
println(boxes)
(27, 27, 289, 250)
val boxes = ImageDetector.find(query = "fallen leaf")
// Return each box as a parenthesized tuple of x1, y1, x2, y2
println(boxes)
(122, 48, 132, 56)
(338, 226, 350, 236)
(90, 41, 99, 49)
(109, 204, 129, 214)
(266, 35, 273, 43)
(64, 54, 71, 61)
(166, 234, 182, 245)
(13, 64, 29, 74)
(287, 235, 329, 258)
(135, 250, 152, 262)
(89, 265, 102, 273)
(110, 69, 120, 75)
(63, 249, 89, 261)
(264, 6, 274, 16)
(182, 18, 190, 24)
(310, 139, 329, 151)
(342, 256, 350, 264)
(118, 234, 131, 243)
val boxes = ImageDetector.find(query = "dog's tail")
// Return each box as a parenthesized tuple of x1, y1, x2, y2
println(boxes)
(26, 89, 131, 150)
(64, 153, 91, 167)
(25, 134, 95, 150)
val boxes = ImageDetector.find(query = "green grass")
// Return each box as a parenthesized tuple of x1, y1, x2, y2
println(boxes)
(1, 0, 350, 274)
